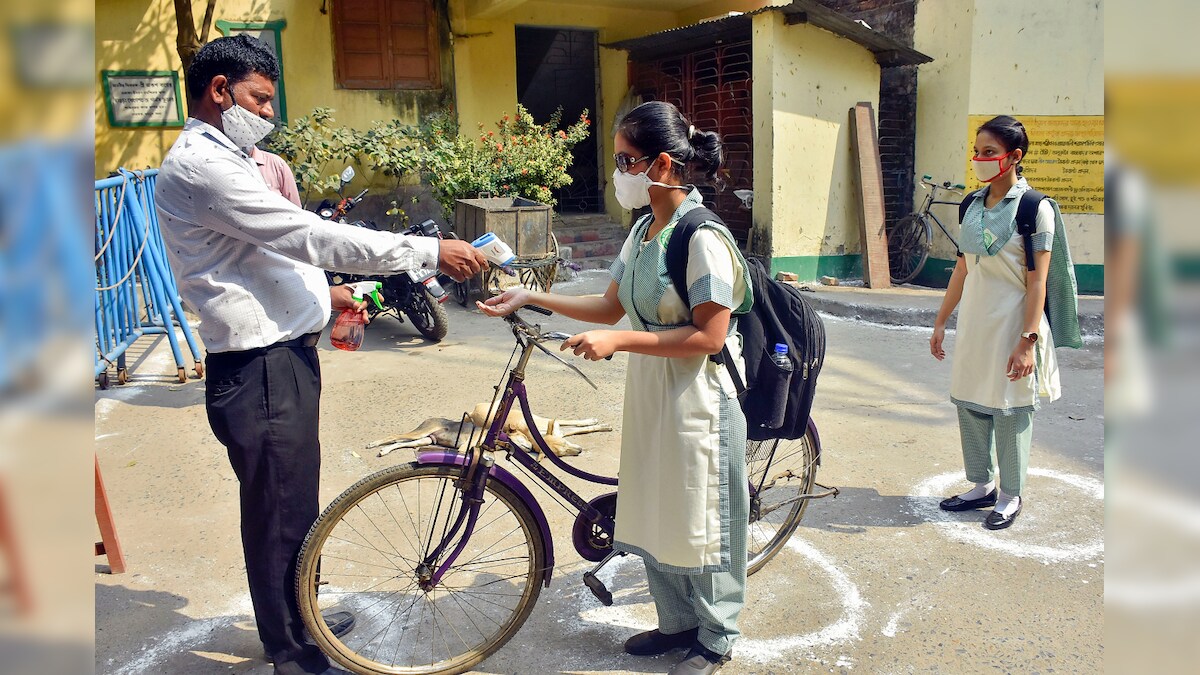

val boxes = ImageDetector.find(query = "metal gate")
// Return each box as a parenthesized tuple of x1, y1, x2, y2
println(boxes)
(630, 40, 753, 245)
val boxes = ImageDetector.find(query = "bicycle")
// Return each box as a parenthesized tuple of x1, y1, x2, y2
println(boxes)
(295, 308, 838, 675)
(887, 175, 967, 285)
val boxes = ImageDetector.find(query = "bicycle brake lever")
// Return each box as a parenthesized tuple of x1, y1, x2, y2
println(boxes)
(529, 338, 598, 390)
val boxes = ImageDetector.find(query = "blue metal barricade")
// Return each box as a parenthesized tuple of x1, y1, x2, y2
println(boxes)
(94, 169, 203, 387)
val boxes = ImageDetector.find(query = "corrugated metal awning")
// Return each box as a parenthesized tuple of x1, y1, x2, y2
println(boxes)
(605, 0, 932, 67)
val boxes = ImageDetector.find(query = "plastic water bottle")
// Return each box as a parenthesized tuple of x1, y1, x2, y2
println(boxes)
(762, 343, 793, 429)
(771, 343, 792, 371)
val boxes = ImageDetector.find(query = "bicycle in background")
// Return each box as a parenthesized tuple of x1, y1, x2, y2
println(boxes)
(888, 175, 966, 284)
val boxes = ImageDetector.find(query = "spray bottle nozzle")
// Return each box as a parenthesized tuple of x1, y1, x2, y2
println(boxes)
(349, 281, 384, 310)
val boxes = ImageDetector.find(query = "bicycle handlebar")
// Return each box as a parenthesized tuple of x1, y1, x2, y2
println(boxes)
(919, 176, 966, 194)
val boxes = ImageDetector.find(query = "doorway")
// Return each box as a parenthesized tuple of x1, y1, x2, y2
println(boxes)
(515, 26, 601, 213)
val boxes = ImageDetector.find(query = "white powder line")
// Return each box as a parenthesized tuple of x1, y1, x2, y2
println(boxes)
(573, 539, 868, 663)
(911, 468, 1104, 563)
(881, 610, 904, 638)
(108, 596, 252, 675)
(735, 538, 868, 663)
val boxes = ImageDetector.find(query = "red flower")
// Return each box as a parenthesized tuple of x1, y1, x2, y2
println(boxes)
(558, 130, 567, 139)
(521, 168, 529, 175)
(496, 143, 504, 152)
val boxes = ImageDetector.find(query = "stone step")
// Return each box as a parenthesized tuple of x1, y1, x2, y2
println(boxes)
(571, 257, 615, 272)
(553, 223, 627, 245)
(563, 238, 623, 259)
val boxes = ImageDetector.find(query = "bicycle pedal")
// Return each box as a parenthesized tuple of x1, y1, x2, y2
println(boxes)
(582, 571, 613, 606)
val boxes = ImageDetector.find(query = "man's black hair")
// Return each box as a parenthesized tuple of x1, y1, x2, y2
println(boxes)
(185, 34, 280, 101)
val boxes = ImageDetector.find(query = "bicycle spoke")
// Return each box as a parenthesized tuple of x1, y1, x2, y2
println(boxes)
(300, 464, 544, 673)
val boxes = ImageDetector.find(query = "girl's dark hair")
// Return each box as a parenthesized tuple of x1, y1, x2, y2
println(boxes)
(618, 101, 723, 186)
(186, 34, 281, 101)
(976, 115, 1029, 175)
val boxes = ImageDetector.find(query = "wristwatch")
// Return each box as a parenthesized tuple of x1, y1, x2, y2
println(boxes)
(1021, 331, 1038, 344)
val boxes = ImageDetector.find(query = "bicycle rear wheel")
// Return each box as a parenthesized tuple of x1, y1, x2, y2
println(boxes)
(887, 214, 932, 285)
(746, 429, 819, 575)
(296, 463, 547, 675)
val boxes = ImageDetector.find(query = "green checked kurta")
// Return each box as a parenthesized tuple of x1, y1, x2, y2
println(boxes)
(609, 190, 752, 654)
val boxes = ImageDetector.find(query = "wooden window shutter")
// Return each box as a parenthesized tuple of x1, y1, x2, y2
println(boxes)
(334, 0, 440, 90)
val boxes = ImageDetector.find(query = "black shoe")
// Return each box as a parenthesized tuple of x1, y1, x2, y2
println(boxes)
(322, 610, 356, 638)
(939, 489, 998, 512)
(264, 611, 358, 662)
(668, 644, 732, 675)
(623, 627, 699, 656)
(984, 500, 1023, 530)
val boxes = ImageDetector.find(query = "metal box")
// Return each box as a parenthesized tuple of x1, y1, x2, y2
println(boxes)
(453, 197, 553, 257)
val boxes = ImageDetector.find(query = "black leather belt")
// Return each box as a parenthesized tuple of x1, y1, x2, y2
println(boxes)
(275, 332, 321, 349)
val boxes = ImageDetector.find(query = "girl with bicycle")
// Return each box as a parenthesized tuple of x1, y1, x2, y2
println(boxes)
(479, 100, 751, 675)
(930, 115, 1062, 530)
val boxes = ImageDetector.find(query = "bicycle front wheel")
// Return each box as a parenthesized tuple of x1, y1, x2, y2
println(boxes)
(746, 429, 819, 576)
(297, 463, 547, 675)
(887, 214, 932, 284)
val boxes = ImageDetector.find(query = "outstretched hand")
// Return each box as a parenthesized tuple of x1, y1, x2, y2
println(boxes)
(438, 239, 486, 282)
(476, 288, 531, 317)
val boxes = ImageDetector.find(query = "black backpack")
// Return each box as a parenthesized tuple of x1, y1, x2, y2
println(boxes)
(665, 208, 825, 441)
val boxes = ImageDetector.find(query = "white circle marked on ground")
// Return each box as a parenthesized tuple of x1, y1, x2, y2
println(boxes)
(736, 537, 867, 663)
(912, 468, 1104, 563)
(576, 537, 866, 664)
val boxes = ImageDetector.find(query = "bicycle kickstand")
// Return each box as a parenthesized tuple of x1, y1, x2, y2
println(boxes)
(582, 550, 625, 607)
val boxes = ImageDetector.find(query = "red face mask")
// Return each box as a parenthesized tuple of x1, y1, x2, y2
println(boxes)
(971, 150, 1016, 183)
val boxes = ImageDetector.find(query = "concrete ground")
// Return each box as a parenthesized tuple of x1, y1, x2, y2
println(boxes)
(95, 270, 1103, 674)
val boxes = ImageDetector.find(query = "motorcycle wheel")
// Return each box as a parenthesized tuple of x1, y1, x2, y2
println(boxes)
(405, 288, 449, 342)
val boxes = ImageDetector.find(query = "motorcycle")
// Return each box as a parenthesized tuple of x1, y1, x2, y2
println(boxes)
(317, 167, 451, 342)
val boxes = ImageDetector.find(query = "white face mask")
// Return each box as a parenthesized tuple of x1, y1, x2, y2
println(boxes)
(971, 150, 1015, 183)
(221, 87, 275, 151)
(611, 168, 687, 210)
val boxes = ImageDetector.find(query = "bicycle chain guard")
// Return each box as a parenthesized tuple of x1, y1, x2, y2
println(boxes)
(571, 492, 617, 562)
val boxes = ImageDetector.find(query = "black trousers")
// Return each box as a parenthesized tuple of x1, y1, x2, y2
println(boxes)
(205, 343, 330, 675)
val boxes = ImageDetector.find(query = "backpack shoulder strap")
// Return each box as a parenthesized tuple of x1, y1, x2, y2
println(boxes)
(663, 206, 744, 391)
(956, 190, 985, 259)
(958, 191, 977, 225)
(1016, 189, 1047, 271)
(664, 206, 721, 309)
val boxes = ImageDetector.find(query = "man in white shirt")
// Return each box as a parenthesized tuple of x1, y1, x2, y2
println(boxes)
(155, 35, 485, 675)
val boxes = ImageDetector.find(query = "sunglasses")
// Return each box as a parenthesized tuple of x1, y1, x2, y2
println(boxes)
(614, 152, 651, 173)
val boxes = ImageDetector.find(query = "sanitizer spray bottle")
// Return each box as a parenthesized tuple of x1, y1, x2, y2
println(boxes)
(330, 281, 383, 352)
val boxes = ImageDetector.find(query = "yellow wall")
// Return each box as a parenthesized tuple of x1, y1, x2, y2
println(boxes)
(97, 0, 451, 178)
(914, 0, 1104, 269)
(753, 12, 881, 261)
(448, 0, 681, 218)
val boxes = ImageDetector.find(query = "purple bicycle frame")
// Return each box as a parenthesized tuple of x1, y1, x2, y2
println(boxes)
(414, 348, 825, 591)
(416, 374, 618, 589)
